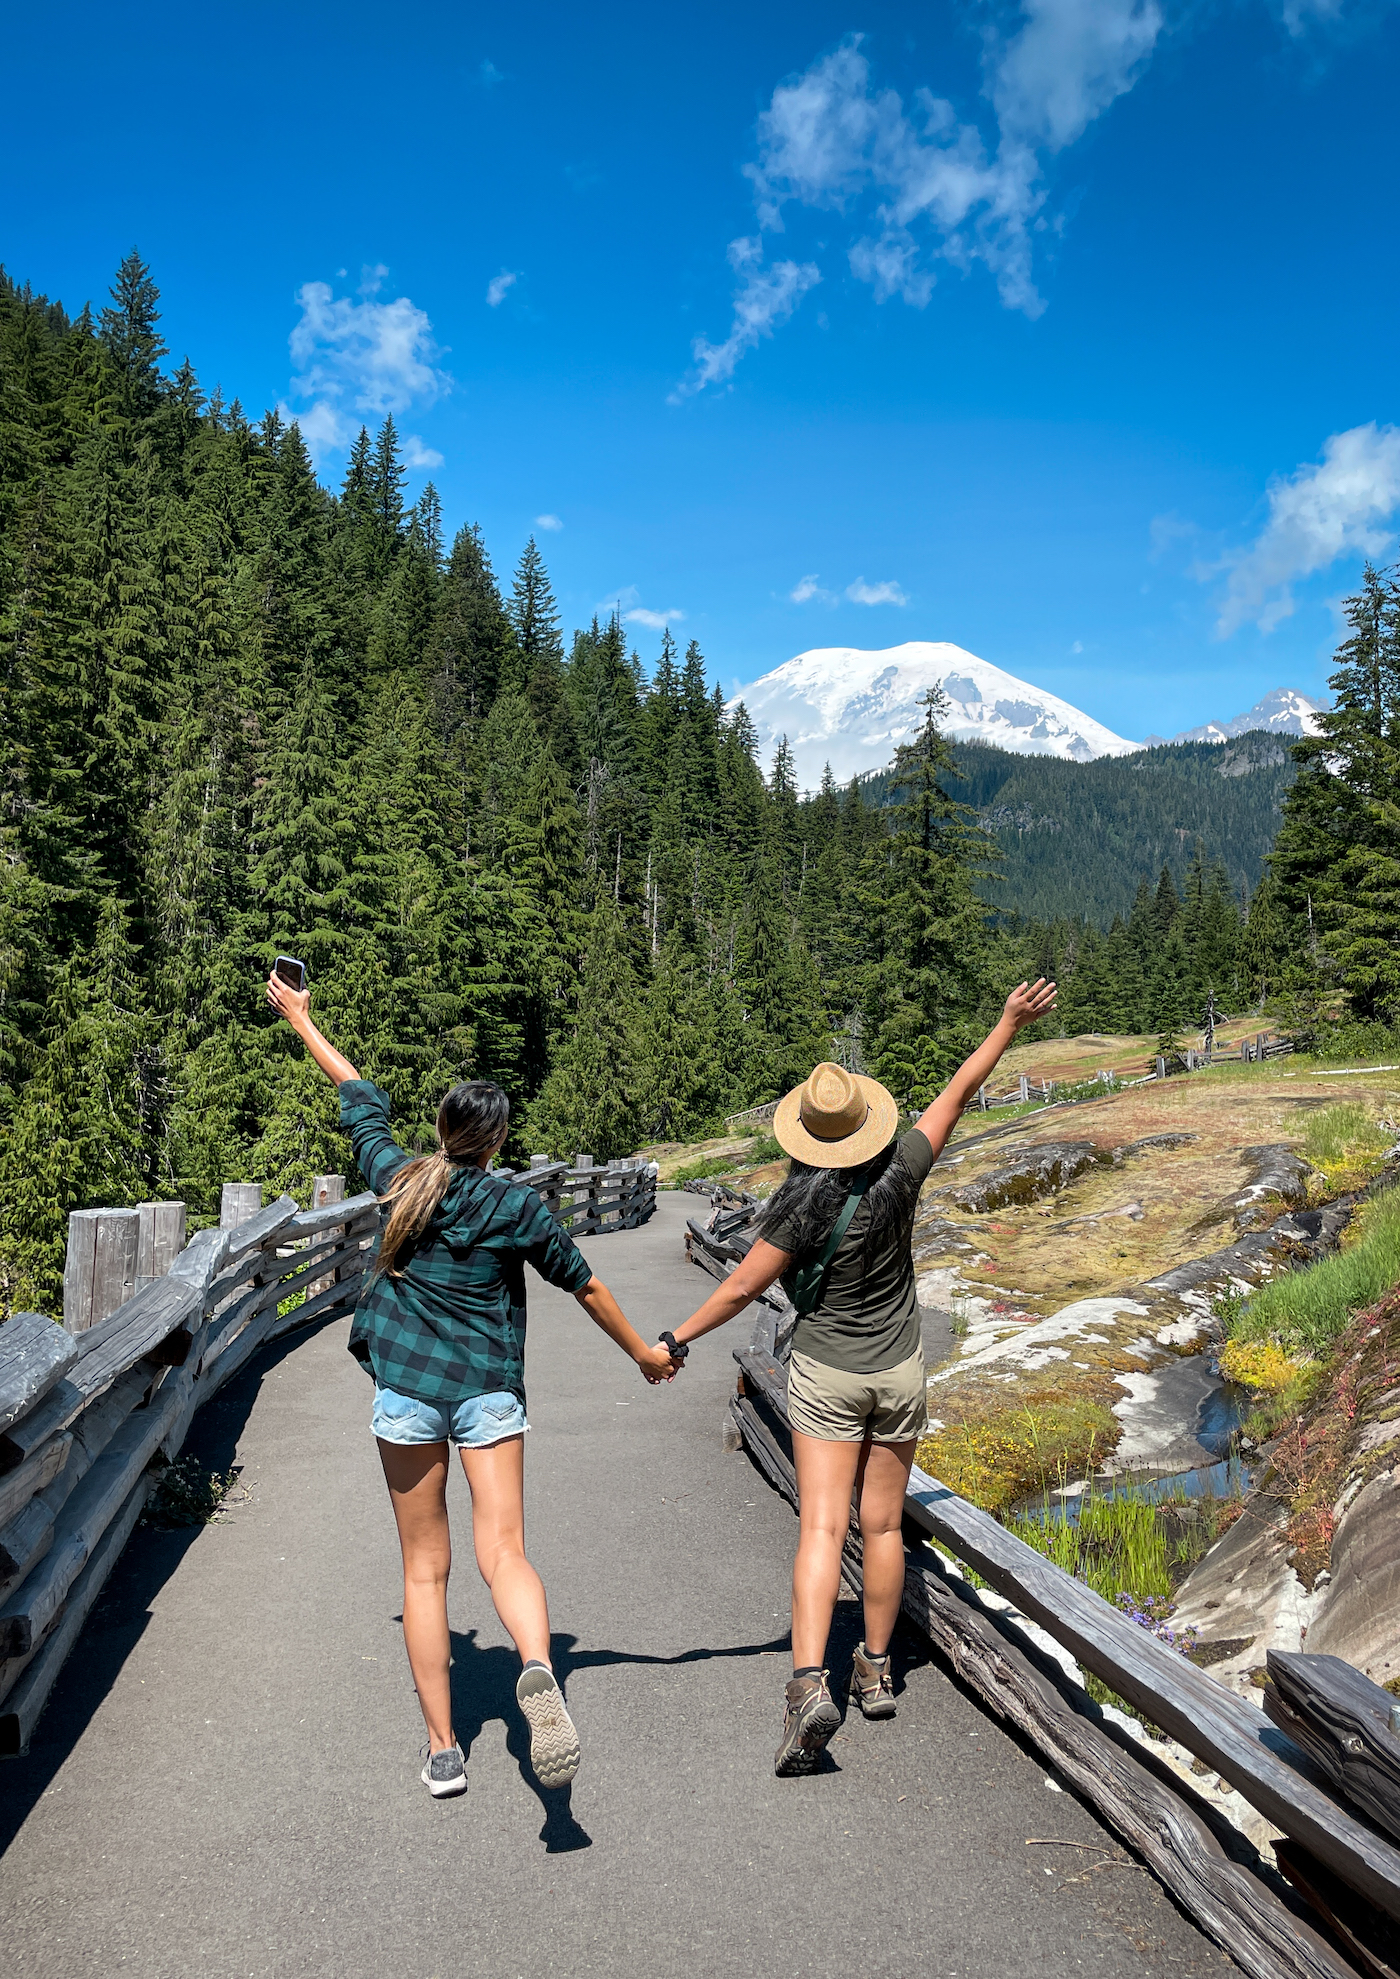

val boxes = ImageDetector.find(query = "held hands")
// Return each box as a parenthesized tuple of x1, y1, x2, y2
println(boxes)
(636, 1341, 684, 1385)
(266, 970, 312, 1027)
(1003, 977, 1057, 1033)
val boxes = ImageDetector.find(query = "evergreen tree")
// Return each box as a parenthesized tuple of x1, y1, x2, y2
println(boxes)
(98, 249, 167, 416)
(525, 903, 640, 1159)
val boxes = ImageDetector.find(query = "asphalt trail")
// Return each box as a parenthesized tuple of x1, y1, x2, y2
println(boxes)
(0, 1194, 1229, 1978)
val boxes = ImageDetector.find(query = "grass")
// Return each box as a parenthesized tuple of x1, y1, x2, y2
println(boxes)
(1008, 1487, 1173, 1606)
(668, 1132, 787, 1188)
(143, 1455, 242, 1528)
(1230, 1185, 1400, 1356)
(1301, 1101, 1393, 1189)
(669, 1152, 747, 1186)
(916, 1397, 1120, 1516)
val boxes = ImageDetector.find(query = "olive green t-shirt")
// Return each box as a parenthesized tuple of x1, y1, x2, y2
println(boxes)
(763, 1129, 936, 1375)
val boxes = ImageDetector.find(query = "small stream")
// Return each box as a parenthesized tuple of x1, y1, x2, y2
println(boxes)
(1026, 1355, 1254, 1523)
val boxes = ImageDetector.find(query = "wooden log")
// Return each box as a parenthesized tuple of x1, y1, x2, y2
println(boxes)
(165, 1224, 230, 1296)
(729, 1390, 1357, 1979)
(58, 1277, 202, 1411)
(0, 1435, 71, 1529)
(901, 1464, 1400, 1920)
(221, 1194, 298, 1263)
(0, 1312, 79, 1435)
(0, 1377, 183, 1659)
(219, 1181, 263, 1230)
(1265, 1652, 1400, 1846)
(0, 1379, 84, 1476)
(62, 1208, 140, 1334)
(40, 1366, 153, 1526)
(135, 1202, 187, 1290)
(306, 1174, 344, 1300)
(0, 1498, 54, 1599)
(1275, 1839, 1400, 1979)
(280, 1190, 378, 1242)
(0, 1469, 150, 1755)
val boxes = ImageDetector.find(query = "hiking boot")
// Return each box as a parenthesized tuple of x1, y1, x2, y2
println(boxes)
(420, 1740, 467, 1798)
(849, 1642, 896, 1719)
(516, 1663, 581, 1788)
(774, 1670, 841, 1776)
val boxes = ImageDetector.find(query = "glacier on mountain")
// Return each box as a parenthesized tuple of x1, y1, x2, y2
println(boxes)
(1151, 688, 1325, 746)
(733, 642, 1140, 788)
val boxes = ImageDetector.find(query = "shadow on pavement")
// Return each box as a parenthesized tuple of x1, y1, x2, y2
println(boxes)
(446, 1624, 792, 1851)
(0, 1315, 343, 1859)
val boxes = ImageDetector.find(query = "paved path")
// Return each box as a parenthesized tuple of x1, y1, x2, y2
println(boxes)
(0, 1195, 1229, 1979)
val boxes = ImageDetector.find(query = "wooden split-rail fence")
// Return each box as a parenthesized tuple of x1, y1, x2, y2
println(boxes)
(685, 1188, 1400, 1979)
(0, 1150, 656, 1757)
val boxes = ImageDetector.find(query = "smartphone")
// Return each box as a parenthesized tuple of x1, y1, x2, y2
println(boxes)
(273, 954, 307, 992)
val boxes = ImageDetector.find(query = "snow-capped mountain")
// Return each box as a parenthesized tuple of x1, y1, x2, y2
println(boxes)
(733, 642, 1140, 789)
(1152, 689, 1325, 747)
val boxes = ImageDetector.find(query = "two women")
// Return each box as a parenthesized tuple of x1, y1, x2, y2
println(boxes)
(667, 978, 1056, 1774)
(268, 966, 1053, 1793)
(267, 972, 678, 1798)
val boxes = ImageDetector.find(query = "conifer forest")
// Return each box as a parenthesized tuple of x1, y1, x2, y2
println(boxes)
(1, 255, 1394, 1316)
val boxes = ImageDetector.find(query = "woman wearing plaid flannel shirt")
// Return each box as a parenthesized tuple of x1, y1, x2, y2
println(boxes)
(268, 971, 679, 1799)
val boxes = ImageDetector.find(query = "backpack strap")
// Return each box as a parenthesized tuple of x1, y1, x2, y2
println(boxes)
(782, 1165, 874, 1315)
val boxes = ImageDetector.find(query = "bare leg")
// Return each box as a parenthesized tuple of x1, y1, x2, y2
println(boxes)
(378, 1439, 455, 1752)
(854, 1440, 918, 1655)
(459, 1435, 552, 1667)
(791, 1432, 863, 1670)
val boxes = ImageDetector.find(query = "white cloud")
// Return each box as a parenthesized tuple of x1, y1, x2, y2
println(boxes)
(682, 9, 1170, 391)
(1212, 423, 1400, 635)
(594, 585, 685, 630)
(1071, 638, 1083, 652)
(284, 268, 449, 464)
(990, 0, 1163, 152)
(625, 606, 686, 629)
(535, 512, 564, 531)
(790, 574, 837, 604)
(404, 434, 444, 470)
(846, 577, 908, 606)
(672, 243, 820, 399)
(486, 270, 518, 307)
(479, 58, 504, 85)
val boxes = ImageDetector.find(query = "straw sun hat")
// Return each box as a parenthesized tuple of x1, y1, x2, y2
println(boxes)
(771, 1062, 900, 1170)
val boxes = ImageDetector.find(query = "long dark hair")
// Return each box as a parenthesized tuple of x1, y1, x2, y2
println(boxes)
(376, 1080, 511, 1277)
(757, 1135, 918, 1268)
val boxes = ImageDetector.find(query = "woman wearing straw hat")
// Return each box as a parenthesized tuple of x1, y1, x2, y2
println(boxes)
(664, 979, 1056, 1775)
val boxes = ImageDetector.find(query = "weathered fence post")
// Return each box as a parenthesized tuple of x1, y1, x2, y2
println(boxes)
(1018, 1074, 1030, 1103)
(308, 1174, 345, 1300)
(219, 1182, 262, 1230)
(136, 1202, 187, 1290)
(63, 1207, 140, 1334)
(1156, 1055, 1167, 1080)
(573, 1153, 595, 1236)
(977, 1084, 987, 1112)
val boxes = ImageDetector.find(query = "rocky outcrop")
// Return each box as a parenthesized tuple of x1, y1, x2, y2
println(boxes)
(1308, 1468, 1400, 1685)
(1169, 1494, 1313, 1698)
(1230, 1144, 1318, 1230)
(942, 1141, 1111, 1211)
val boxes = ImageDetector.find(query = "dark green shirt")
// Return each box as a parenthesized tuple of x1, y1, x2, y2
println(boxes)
(763, 1129, 936, 1375)
(340, 1080, 593, 1406)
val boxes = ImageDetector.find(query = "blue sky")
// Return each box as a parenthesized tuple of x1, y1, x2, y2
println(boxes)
(7, 0, 1400, 741)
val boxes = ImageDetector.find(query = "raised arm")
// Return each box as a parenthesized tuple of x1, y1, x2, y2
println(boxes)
(266, 972, 361, 1086)
(913, 977, 1057, 1165)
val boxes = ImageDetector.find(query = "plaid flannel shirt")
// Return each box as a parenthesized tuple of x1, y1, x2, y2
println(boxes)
(339, 1079, 593, 1406)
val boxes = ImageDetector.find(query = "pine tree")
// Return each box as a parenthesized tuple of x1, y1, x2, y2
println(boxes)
(525, 903, 640, 1159)
(98, 249, 167, 417)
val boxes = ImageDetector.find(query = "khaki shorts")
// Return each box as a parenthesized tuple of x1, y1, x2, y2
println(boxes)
(786, 1347, 928, 1444)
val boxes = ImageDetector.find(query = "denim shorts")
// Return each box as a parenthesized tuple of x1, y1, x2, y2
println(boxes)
(371, 1383, 529, 1448)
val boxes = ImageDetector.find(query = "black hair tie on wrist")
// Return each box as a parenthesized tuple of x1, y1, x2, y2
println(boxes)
(660, 1329, 689, 1362)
